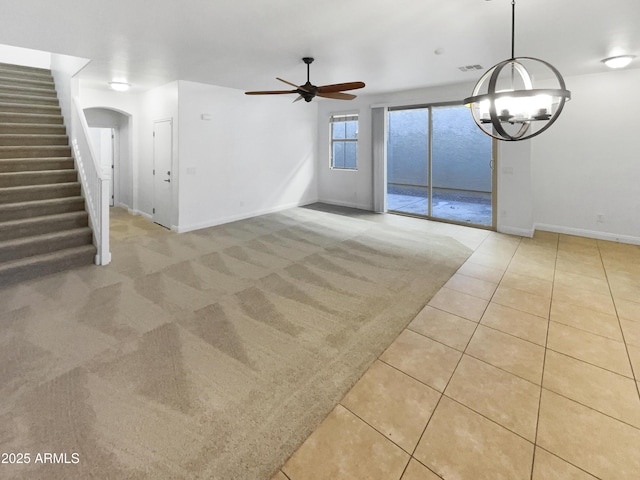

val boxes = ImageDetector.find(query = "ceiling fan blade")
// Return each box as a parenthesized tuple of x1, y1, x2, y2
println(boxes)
(276, 77, 298, 88)
(317, 81, 365, 93)
(292, 95, 304, 103)
(277, 77, 311, 93)
(245, 89, 297, 95)
(317, 92, 357, 100)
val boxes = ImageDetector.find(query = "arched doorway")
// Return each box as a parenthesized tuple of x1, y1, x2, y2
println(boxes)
(83, 107, 133, 210)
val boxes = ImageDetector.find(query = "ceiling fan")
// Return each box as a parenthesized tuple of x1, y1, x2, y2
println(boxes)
(245, 57, 365, 102)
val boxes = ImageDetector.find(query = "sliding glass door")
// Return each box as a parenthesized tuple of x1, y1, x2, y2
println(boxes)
(387, 104, 495, 228)
(387, 108, 429, 216)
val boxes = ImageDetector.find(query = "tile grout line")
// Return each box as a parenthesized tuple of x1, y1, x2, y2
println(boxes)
(530, 232, 559, 480)
(280, 470, 292, 480)
(401, 233, 523, 476)
(386, 324, 640, 432)
(531, 236, 640, 479)
(597, 240, 640, 403)
(376, 354, 557, 445)
(535, 446, 605, 480)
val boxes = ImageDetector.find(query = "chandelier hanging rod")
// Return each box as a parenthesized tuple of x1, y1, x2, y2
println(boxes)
(511, 0, 516, 60)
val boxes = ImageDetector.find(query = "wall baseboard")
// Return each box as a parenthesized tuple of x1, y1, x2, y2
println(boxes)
(130, 209, 152, 221)
(175, 198, 319, 233)
(497, 225, 535, 238)
(535, 223, 640, 246)
(319, 198, 373, 211)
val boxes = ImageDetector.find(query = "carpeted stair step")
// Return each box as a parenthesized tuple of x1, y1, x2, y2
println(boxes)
(0, 182, 81, 204)
(0, 112, 63, 125)
(0, 134, 68, 147)
(0, 145, 71, 158)
(0, 62, 53, 78)
(0, 211, 89, 242)
(0, 83, 58, 98)
(0, 93, 58, 107)
(0, 169, 78, 188)
(0, 62, 97, 285)
(0, 134, 68, 146)
(0, 123, 66, 135)
(0, 244, 96, 287)
(0, 103, 61, 115)
(0, 227, 93, 263)
(0, 157, 74, 173)
(0, 74, 55, 89)
(0, 196, 85, 222)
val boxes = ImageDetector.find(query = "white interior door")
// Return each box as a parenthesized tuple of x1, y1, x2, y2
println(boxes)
(153, 119, 173, 228)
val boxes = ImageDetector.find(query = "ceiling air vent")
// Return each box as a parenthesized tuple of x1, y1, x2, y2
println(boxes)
(459, 65, 484, 72)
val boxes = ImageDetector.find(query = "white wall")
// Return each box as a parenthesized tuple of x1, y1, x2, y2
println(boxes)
(83, 83, 179, 222)
(316, 81, 534, 235)
(0, 44, 50, 68)
(497, 140, 533, 236)
(317, 68, 640, 244)
(81, 80, 317, 232)
(176, 80, 318, 232)
(531, 68, 640, 244)
(50, 53, 90, 135)
(317, 101, 373, 210)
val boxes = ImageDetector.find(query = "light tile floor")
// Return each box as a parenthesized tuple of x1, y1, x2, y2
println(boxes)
(271, 228, 640, 480)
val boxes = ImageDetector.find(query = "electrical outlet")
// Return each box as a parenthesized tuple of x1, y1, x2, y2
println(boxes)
(596, 214, 605, 223)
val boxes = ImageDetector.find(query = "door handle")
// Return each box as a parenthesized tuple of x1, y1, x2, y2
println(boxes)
(164, 179, 171, 183)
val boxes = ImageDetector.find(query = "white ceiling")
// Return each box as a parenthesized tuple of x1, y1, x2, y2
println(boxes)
(1, 0, 639, 95)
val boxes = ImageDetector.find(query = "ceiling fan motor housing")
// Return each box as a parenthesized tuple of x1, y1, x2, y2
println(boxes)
(299, 81, 318, 102)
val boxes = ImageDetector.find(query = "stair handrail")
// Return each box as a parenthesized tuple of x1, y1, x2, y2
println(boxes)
(70, 96, 111, 265)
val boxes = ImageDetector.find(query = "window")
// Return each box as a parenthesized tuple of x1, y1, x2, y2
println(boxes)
(330, 114, 358, 170)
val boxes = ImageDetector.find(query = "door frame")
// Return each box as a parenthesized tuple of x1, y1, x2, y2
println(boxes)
(152, 118, 174, 229)
(384, 101, 498, 230)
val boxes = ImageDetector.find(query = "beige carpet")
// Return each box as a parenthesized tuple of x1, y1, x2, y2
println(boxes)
(0, 204, 473, 479)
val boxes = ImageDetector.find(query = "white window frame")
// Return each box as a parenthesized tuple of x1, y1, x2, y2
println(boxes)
(330, 113, 359, 170)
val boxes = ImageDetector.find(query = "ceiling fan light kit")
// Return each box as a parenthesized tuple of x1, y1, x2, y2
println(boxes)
(245, 57, 365, 102)
(464, 0, 571, 141)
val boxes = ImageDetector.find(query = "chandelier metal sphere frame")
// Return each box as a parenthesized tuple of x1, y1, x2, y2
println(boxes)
(464, 0, 571, 141)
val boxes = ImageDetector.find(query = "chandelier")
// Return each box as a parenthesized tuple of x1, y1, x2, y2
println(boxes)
(464, 0, 571, 141)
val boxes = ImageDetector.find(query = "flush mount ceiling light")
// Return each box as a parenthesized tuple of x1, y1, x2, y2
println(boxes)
(602, 55, 635, 69)
(464, 0, 571, 141)
(109, 81, 131, 92)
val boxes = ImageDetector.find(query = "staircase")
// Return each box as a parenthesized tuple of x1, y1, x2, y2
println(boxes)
(0, 62, 96, 287)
